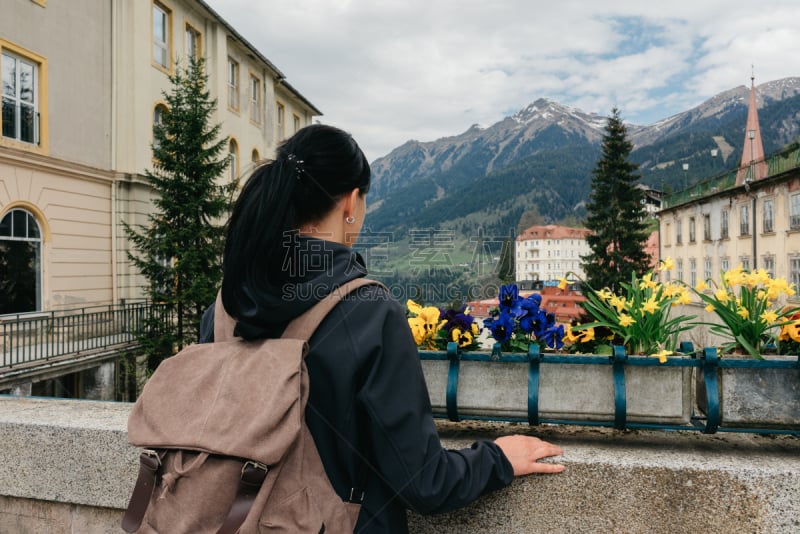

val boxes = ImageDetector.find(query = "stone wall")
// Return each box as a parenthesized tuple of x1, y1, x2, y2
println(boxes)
(1, 396, 799, 533)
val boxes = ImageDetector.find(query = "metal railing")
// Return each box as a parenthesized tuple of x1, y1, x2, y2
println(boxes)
(0, 301, 168, 368)
(663, 144, 800, 209)
(420, 342, 800, 436)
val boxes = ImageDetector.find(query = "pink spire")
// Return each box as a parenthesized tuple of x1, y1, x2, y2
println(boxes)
(736, 73, 768, 185)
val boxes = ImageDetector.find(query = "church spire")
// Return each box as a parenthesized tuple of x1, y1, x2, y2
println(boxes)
(736, 71, 768, 185)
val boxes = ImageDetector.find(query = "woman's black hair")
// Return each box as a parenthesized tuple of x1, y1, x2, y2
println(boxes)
(221, 124, 370, 313)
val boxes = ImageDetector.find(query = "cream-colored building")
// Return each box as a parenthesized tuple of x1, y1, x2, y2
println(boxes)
(659, 78, 800, 291)
(515, 225, 592, 283)
(0, 0, 320, 314)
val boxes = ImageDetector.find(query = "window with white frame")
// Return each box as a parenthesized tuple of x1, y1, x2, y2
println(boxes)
(791, 257, 800, 292)
(704, 258, 712, 282)
(676, 219, 682, 244)
(249, 75, 261, 123)
(689, 258, 696, 287)
(721, 209, 729, 238)
(152, 103, 167, 151)
(153, 2, 171, 69)
(763, 256, 775, 278)
(2, 51, 39, 144)
(0, 208, 42, 313)
(689, 217, 696, 243)
(676, 259, 683, 281)
(741, 256, 751, 271)
(740, 204, 750, 236)
(721, 257, 730, 273)
(276, 101, 285, 141)
(228, 138, 238, 182)
(703, 214, 711, 241)
(791, 194, 800, 229)
(227, 57, 239, 110)
(763, 199, 774, 233)
(185, 24, 200, 60)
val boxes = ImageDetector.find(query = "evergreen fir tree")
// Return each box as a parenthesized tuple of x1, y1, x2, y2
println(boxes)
(125, 56, 234, 368)
(582, 108, 650, 293)
(497, 233, 516, 285)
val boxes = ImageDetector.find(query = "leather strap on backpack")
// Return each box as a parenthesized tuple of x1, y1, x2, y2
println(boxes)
(122, 452, 269, 534)
(281, 278, 385, 342)
(121, 450, 165, 533)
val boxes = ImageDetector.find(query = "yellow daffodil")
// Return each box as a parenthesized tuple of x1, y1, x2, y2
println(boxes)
(651, 349, 672, 364)
(659, 256, 675, 271)
(737, 307, 749, 319)
(760, 310, 778, 324)
(715, 289, 730, 304)
(618, 314, 635, 327)
(639, 272, 657, 290)
(642, 297, 659, 314)
(724, 264, 744, 286)
(695, 279, 708, 292)
(676, 290, 692, 306)
(558, 277, 569, 290)
(597, 288, 613, 301)
(705, 303, 715, 313)
(609, 295, 627, 313)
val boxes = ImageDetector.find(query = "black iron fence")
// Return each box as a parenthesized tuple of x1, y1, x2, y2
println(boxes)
(0, 301, 169, 368)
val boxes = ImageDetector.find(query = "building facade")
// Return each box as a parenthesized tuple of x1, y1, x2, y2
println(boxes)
(515, 225, 592, 283)
(658, 77, 800, 290)
(0, 0, 321, 314)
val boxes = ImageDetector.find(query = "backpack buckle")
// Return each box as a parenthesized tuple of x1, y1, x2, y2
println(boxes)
(242, 460, 268, 476)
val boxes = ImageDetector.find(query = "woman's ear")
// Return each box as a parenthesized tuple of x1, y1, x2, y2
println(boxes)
(343, 187, 360, 220)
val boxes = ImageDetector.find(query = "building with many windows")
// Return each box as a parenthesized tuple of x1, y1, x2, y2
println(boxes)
(658, 76, 800, 290)
(515, 225, 592, 283)
(0, 0, 321, 314)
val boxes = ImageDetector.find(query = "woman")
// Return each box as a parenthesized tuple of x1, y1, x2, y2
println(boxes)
(200, 124, 564, 532)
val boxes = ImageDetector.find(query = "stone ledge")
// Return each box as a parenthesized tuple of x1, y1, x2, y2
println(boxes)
(1, 396, 799, 533)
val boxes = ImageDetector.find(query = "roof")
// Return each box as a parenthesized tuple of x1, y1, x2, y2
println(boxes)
(517, 224, 592, 241)
(195, 0, 323, 116)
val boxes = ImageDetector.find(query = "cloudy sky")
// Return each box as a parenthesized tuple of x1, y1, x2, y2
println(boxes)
(205, 0, 799, 162)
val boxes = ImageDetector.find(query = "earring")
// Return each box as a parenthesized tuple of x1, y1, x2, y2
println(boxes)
(345, 216, 355, 224)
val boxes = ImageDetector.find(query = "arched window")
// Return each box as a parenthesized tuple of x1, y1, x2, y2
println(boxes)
(229, 138, 239, 182)
(153, 103, 168, 151)
(0, 208, 42, 314)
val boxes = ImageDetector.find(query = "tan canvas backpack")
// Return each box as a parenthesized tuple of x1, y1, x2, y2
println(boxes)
(122, 278, 380, 533)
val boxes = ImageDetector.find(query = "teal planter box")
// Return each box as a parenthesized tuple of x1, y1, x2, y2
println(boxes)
(419, 347, 693, 426)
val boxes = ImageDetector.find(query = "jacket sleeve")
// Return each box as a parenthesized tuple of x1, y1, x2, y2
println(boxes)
(348, 290, 514, 515)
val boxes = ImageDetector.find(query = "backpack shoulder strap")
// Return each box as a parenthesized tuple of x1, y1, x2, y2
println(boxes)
(281, 278, 385, 342)
(213, 291, 238, 342)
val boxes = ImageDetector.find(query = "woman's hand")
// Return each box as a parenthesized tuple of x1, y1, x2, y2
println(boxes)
(494, 435, 565, 476)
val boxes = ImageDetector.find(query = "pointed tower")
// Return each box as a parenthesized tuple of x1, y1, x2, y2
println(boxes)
(735, 73, 768, 185)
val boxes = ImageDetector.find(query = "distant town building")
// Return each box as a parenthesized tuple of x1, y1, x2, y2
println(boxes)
(636, 184, 663, 217)
(515, 225, 592, 283)
(0, 0, 321, 314)
(658, 75, 800, 288)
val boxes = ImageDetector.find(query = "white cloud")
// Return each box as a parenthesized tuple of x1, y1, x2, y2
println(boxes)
(205, 0, 800, 161)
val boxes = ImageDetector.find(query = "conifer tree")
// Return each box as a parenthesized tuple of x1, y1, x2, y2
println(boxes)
(125, 56, 234, 367)
(497, 234, 516, 284)
(582, 108, 650, 293)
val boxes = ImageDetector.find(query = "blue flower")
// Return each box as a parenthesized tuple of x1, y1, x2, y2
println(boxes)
(483, 312, 514, 343)
(539, 323, 565, 350)
(499, 284, 522, 317)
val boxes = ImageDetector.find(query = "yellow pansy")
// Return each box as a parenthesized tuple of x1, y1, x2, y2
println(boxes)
(451, 328, 474, 348)
(580, 327, 595, 343)
(563, 324, 581, 344)
(407, 299, 423, 316)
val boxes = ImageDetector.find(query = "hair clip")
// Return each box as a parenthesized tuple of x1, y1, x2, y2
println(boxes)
(286, 153, 305, 180)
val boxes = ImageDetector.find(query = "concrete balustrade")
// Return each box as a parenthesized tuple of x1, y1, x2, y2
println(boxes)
(1, 396, 799, 533)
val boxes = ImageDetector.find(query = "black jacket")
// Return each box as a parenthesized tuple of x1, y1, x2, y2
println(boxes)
(199, 238, 513, 532)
